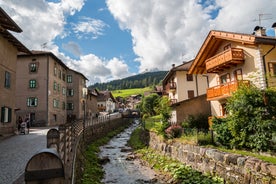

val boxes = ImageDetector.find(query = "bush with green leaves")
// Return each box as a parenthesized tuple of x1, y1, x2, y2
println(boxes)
(213, 85, 276, 152)
(165, 124, 183, 139)
(181, 114, 209, 130)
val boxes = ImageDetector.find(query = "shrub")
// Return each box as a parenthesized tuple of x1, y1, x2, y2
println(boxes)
(165, 124, 183, 139)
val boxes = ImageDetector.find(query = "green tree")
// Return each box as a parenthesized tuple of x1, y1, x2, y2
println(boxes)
(140, 93, 160, 116)
(213, 85, 276, 151)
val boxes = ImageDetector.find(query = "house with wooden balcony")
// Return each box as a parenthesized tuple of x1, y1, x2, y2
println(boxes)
(162, 61, 210, 124)
(189, 26, 276, 117)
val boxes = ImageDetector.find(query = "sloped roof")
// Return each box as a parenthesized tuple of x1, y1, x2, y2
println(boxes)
(18, 50, 69, 69)
(162, 60, 193, 85)
(188, 30, 276, 74)
(0, 7, 30, 54)
(97, 91, 116, 102)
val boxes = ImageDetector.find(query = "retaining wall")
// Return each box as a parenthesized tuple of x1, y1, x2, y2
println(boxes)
(148, 132, 276, 184)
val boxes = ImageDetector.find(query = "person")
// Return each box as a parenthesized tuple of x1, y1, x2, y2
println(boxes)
(17, 116, 23, 133)
(25, 117, 30, 134)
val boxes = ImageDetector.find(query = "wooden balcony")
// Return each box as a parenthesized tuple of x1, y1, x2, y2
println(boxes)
(170, 99, 177, 105)
(207, 80, 250, 101)
(166, 82, 176, 93)
(205, 48, 244, 73)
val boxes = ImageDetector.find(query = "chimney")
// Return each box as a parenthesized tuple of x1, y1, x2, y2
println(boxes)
(254, 26, 266, 36)
(272, 22, 276, 37)
(172, 64, 175, 68)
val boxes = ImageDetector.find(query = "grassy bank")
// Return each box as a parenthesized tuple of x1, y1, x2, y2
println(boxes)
(128, 126, 224, 184)
(81, 125, 129, 184)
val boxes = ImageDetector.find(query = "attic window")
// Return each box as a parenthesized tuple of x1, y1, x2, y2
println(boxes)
(268, 62, 276, 76)
(224, 44, 231, 50)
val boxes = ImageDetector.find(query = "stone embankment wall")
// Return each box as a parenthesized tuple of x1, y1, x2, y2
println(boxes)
(148, 132, 276, 184)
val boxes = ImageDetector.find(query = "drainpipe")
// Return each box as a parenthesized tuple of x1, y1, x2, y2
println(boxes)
(195, 74, 199, 96)
(262, 45, 275, 88)
(46, 55, 49, 126)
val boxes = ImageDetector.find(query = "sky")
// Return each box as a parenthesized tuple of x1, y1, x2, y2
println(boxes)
(1, 0, 276, 85)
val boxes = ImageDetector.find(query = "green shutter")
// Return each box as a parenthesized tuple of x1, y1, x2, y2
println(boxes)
(1, 107, 4, 122)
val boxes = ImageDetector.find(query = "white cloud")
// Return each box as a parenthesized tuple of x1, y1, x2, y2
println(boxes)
(1, 0, 276, 85)
(72, 17, 108, 39)
(62, 41, 82, 57)
(106, 0, 276, 72)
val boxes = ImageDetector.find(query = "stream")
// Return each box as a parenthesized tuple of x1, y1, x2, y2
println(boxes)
(99, 120, 167, 184)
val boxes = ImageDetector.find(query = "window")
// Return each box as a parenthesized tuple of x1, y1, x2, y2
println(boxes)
(1, 106, 11, 123)
(29, 79, 37, 88)
(187, 90, 195, 99)
(27, 97, 38, 107)
(67, 103, 74, 110)
(67, 75, 72, 83)
(4, 71, 11, 88)
(220, 73, 230, 84)
(67, 89, 74, 96)
(62, 72, 66, 81)
(54, 65, 57, 76)
(29, 63, 38, 73)
(53, 99, 59, 108)
(224, 44, 231, 50)
(62, 102, 66, 110)
(233, 69, 243, 81)
(62, 87, 66, 95)
(57, 84, 60, 92)
(268, 62, 276, 76)
(59, 70, 62, 79)
(53, 81, 57, 90)
(186, 74, 193, 81)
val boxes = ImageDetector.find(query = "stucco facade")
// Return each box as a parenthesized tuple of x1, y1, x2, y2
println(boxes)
(66, 69, 88, 121)
(189, 28, 276, 117)
(162, 61, 209, 124)
(16, 51, 68, 126)
(0, 7, 30, 134)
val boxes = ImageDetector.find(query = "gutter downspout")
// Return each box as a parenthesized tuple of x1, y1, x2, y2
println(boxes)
(262, 45, 276, 88)
(46, 55, 49, 126)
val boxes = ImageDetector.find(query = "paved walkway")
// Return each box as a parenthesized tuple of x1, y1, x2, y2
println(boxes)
(0, 127, 51, 184)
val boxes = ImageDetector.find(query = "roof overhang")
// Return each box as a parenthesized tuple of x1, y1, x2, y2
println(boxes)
(188, 30, 259, 74)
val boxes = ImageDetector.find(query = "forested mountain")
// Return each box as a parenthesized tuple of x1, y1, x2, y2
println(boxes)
(90, 71, 168, 91)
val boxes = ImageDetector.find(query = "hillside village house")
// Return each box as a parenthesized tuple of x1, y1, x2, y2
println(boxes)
(0, 8, 30, 135)
(66, 69, 88, 121)
(188, 26, 276, 119)
(97, 91, 117, 113)
(86, 88, 100, 118)
(16, 51, 69, 126)
(162, 61, 210, 124)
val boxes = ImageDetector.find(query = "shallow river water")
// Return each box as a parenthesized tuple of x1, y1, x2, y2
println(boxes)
(99, 121, 166, 184)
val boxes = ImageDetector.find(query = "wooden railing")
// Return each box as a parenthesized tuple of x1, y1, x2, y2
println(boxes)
(205, 48, 244, 73)
(207, 80, 250, 101)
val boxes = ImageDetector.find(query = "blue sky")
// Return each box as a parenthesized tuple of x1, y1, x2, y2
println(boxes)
(1, 0, 276, 85)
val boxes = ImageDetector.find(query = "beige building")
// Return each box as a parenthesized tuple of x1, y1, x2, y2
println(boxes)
(86, 88, 99, 118)
(66, 69, 88, 121)
(189, 26, 276, 118)
(162, 61, 210, 124)
(97, 91, 116, 113)
(16, 51, 69, 126)
(0, 8, 30, 134)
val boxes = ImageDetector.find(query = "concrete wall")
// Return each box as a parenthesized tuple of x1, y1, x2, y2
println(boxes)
(172, 94, 211, 124)
(148, 132, 276, 184)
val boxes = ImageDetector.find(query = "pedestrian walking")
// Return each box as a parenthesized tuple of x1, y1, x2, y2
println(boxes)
(17, 116, 23, 134)
(25, 118, 30, 134)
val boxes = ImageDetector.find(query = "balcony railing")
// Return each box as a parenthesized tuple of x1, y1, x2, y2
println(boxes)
(207, 80, 250, 101)
(205, 48, 244, 73)
(170, 99, 177, 105)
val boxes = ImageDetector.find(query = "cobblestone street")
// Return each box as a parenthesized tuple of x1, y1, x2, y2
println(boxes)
(0, 128, 51, 184)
